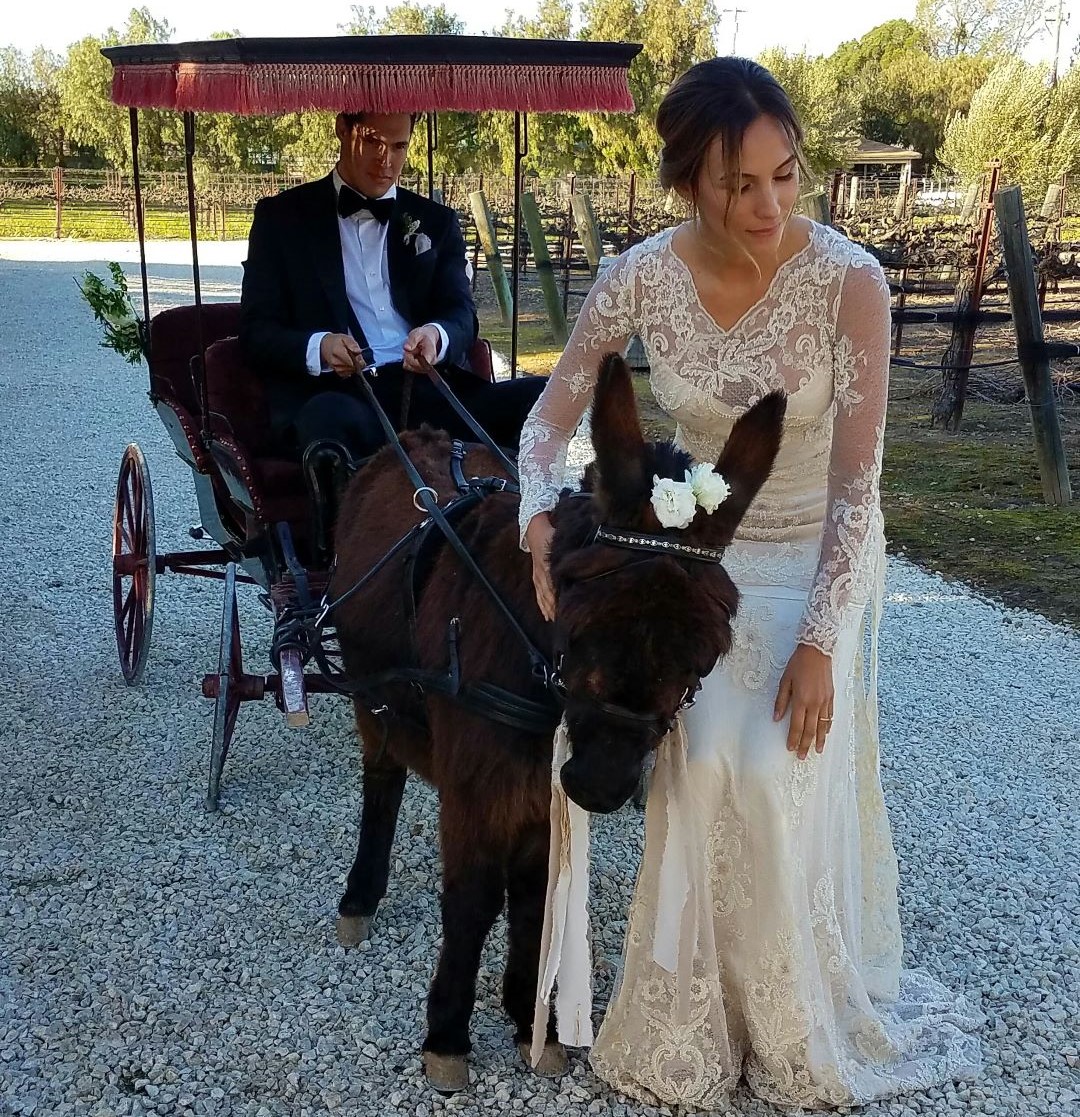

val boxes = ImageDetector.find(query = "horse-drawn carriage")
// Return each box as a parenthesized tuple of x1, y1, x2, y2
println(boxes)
(103, 34, 788, 1091)
(104, 34, 639, 810)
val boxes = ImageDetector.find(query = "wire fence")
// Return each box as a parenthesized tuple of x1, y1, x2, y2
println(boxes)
(0, 166, 690, 248)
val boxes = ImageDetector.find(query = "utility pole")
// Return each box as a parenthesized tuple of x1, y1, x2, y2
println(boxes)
(1048, 0, 1069, 86)
(720, 8, 747, 55)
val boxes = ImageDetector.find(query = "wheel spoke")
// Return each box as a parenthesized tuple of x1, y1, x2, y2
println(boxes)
(131, 478, 143, 533)
(123, 493, 136, 546)
(121, 583, 138, 630)
(131, 603, 144, 657)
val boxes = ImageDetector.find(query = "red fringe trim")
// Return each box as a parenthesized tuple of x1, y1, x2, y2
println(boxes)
(112, 62, 634, 114)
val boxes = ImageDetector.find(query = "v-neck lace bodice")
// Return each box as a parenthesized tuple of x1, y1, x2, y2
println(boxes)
(667, 222, 816, 335)
(517, 220, 892, 654)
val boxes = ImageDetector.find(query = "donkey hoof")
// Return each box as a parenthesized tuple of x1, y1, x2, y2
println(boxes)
(422, 1051, 469, 1094)
(518, 1040, 568, 1078)
(335, 914, 371, 948)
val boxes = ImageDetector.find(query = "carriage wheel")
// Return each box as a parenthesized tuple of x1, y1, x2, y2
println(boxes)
(206, 563, 243, 811)
(112, 443, 156, 685)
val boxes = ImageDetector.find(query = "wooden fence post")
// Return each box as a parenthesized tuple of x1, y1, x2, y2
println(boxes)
(521, 192, 568, 346)
(53, 166, 63, 238)
(571, 192, 602, 278)
(468, 190, 513, 327)
(994, 185, 1072, 506)
(802, 190, 829, 226)
(931, 163, 999, 431)
(1040, 183, 1063, 219)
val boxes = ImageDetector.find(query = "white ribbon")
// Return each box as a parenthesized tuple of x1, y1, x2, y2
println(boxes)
(652, 719, 694, 975)
(530, 720, 594, 1067)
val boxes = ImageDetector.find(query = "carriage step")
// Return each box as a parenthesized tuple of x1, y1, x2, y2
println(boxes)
(279, 648, 311, 728)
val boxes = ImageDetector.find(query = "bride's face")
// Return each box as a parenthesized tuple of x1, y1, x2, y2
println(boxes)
(690, 114, 801, 263)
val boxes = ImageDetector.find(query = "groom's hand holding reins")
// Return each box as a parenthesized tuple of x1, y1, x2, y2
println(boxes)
(402, 325, 441, 372)
(321, 332, 364, 376)
(774, 643, 834, 760)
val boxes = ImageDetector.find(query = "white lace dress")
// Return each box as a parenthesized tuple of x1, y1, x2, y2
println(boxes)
(518, 222, 983, 1109)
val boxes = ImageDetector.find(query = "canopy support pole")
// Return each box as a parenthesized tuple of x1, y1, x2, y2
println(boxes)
(511, 111, 527, 379)
(128, 108, 151, 335)
(182, 111, 208, 441)
(426, 112, 437, 199)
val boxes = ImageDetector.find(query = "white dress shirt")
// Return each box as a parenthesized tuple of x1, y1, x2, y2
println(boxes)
(305, 170, 448, 374)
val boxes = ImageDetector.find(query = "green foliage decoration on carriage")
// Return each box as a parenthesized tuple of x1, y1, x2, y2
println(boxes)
(76, 261, 147, 364)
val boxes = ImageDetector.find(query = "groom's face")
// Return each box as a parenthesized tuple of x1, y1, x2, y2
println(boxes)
(335, 112, 414, 198)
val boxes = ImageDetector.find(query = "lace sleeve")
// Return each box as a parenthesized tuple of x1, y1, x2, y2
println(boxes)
(795, 257, 891, 655)
(517, 252, 639, 549)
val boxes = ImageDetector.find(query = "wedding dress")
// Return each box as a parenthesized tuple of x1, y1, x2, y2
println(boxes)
(517, 221, 983, 1109)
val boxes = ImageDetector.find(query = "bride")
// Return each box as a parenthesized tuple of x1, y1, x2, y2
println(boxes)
(518, 57, 982, 1109)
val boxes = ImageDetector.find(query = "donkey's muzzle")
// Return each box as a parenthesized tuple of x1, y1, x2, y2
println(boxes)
(559, 755, 641, 815)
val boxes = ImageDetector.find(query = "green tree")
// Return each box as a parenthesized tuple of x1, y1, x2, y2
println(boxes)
(580, 0, 718, 173)
(0, 47, 65, 165)
(757, 49, 860, 176)
(939, 58, 1080, 200)
(915, 0, 1043, 57)
(57, 7, 178, 169)
(0, 49, 42, 164)
(830, 19, 930, 78)
(478, 0, 594, 176)
(828, 22, 993, 166)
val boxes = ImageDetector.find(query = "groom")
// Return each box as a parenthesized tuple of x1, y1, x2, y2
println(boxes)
(240, 110, 545, 468)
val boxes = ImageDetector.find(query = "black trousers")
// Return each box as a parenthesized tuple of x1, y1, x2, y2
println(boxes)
(292, 363, 546, 462)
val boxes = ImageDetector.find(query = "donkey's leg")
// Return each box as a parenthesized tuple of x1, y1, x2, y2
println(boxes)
(422, 809, 505, 1092)
(504, 821, 568, 1077)
(337, 713, 408, 947)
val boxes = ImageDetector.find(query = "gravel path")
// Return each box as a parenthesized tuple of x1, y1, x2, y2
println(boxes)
(1, 241, 1076, 1117)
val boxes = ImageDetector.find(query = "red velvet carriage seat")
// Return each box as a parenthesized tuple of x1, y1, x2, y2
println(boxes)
(148, 300, 497, 557)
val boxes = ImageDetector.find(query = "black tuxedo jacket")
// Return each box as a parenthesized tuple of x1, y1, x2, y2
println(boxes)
(239, 174, 478, 430)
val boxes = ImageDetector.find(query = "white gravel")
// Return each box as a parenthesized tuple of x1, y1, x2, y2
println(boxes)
(1, 240, 1077, 1117)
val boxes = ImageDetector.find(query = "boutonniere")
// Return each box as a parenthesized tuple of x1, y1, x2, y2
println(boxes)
(400, 213, 432, 255)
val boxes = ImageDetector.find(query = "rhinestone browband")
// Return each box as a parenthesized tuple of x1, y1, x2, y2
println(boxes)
(592, 525, 727, 564)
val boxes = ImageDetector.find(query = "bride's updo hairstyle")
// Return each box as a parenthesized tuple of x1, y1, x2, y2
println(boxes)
(657, 58, 806, 225)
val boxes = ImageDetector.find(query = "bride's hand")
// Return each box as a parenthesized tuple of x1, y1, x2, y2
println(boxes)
(525, 512, 556, 622)
(773, 643, 834, 760)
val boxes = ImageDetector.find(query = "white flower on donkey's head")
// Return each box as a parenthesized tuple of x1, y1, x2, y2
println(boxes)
(686, 462, 731, 514)
(650, 475, 698, 530)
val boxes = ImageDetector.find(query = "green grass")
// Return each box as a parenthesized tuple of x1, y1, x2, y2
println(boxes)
(480, 312, 563, 376)
(0, 200, 252, 240)
(880, 393, 1080, 626)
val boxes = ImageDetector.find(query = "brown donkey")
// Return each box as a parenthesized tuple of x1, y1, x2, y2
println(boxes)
(329, 354, 785, 1092)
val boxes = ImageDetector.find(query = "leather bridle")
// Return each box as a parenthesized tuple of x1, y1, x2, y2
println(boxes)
(550, 525, 730, 739)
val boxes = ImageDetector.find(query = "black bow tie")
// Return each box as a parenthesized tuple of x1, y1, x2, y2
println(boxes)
(337, 184, 394, 224)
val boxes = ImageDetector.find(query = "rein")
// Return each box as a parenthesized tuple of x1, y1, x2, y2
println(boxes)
(283, 358, 727, 740)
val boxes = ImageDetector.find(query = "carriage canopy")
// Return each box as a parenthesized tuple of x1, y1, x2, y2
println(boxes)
(102, 35, 641, 116)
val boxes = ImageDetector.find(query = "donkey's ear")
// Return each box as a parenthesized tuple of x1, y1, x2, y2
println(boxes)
(590, 352, 649, 523)
(693, 390, 787, 546)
